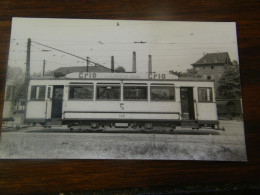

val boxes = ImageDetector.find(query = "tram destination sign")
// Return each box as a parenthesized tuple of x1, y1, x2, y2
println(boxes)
(65, 72, 178, 80)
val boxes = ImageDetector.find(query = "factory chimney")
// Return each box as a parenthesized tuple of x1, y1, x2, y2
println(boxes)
(148, 55, 152, 74)
(111, 56, 114, 73)
(132, 51, 136, 73)
(43, 60, 45, 76)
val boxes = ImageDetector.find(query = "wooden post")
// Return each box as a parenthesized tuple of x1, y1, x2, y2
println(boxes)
(25, 38, 31, 82)
(24, 38, 31, 120)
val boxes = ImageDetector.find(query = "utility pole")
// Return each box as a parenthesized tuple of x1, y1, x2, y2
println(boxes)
(86, 57, 89, 72)
(24, 38, 31, 120)
(26, 38, 31, 82)
(43, 60, 46, 76)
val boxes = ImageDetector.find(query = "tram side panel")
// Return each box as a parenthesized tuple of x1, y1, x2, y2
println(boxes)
(25, 84, 47, 123)
(176, 80, 218, 127)
(63, 101, 181, 121)
(62, 82, 181, 127)
(195, 83, 218, 125)
(25, 80, 66, 124)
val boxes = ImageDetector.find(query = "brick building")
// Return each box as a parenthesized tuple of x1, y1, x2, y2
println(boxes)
(192, 52, 232, 81)
(191, 52, 233, 96)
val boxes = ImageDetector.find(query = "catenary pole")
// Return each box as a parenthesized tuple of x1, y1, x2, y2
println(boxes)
(24, 38, 31, 121)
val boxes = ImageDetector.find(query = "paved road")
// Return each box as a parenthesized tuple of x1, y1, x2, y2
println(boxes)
(0, 120, 246, 160)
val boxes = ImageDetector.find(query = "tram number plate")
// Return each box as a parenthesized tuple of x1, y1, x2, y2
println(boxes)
(115, 123, 128, 127)
(119, 114, 125, 118)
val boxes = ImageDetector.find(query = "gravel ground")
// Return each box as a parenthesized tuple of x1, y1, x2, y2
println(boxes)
(0, 120, 247, 161)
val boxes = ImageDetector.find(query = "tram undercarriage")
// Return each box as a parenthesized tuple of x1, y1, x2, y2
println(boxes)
(62, 119, 223, 132)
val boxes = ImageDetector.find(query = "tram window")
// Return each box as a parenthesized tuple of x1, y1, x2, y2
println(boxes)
(151, 86, 175, 101)
(96, 85, 120, 100)
(69, 85, 93, 100)
(30, 86, 37, 99)
(124, 86, 147, 100)
(47, 87, 51, 99)
(198, 87, 213, 102)
(38, 86, 46, 100)
(30, 85, 46, 100)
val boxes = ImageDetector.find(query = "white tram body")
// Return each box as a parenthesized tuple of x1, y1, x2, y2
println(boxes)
(24, 72, 218, 130)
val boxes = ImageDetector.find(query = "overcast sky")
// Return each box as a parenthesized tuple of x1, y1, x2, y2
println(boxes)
(8, 18, 239, 74)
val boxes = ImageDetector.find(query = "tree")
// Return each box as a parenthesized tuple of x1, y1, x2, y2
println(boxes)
(32, 72, 42, 77)
(6, 66, 26, 99)
(7, 66, 25, 83)
(218, 65, 241, 98)
(179, 67, 202, 78)
(115, 66, 126, 73)
(169, 70, 182, 77)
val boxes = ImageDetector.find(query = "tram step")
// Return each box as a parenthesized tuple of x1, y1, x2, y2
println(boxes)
(181, 120, 199, 128)
(115, 123, 129, 128)
(46, 119, 62, 126)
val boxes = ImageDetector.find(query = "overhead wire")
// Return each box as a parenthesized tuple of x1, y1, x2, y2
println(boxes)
(9, 38, 238, 73)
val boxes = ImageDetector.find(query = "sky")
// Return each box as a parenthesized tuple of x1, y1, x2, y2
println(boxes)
(8, 18, 239, 75)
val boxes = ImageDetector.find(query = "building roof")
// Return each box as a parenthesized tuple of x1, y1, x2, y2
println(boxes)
(192, 52, 232, 67)
(46, 64, 111, 77)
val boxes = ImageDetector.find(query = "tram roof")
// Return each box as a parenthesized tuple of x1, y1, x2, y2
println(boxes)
(30, 72, 213, 82)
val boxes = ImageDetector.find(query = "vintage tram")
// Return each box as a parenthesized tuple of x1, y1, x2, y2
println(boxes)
(24, 72, 219, 131)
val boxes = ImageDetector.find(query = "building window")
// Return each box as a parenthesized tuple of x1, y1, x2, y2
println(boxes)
(198, 87, 213, 102)
(96, 84, 120, 100)
(124, 85, 147, 101)
(30, 86, 46, 100)
(211, 66, 214, 69)
(69, 85, 93, 100)
(150, 86, 175, 101)
(207, 76, 211, 80)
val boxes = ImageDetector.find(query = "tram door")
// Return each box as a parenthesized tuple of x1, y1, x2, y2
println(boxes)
(180, 87, 195, 120)
(51, 85, 64, 118)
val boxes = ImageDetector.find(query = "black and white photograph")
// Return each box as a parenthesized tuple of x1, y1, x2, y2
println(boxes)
(0, 18, 247, 161)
